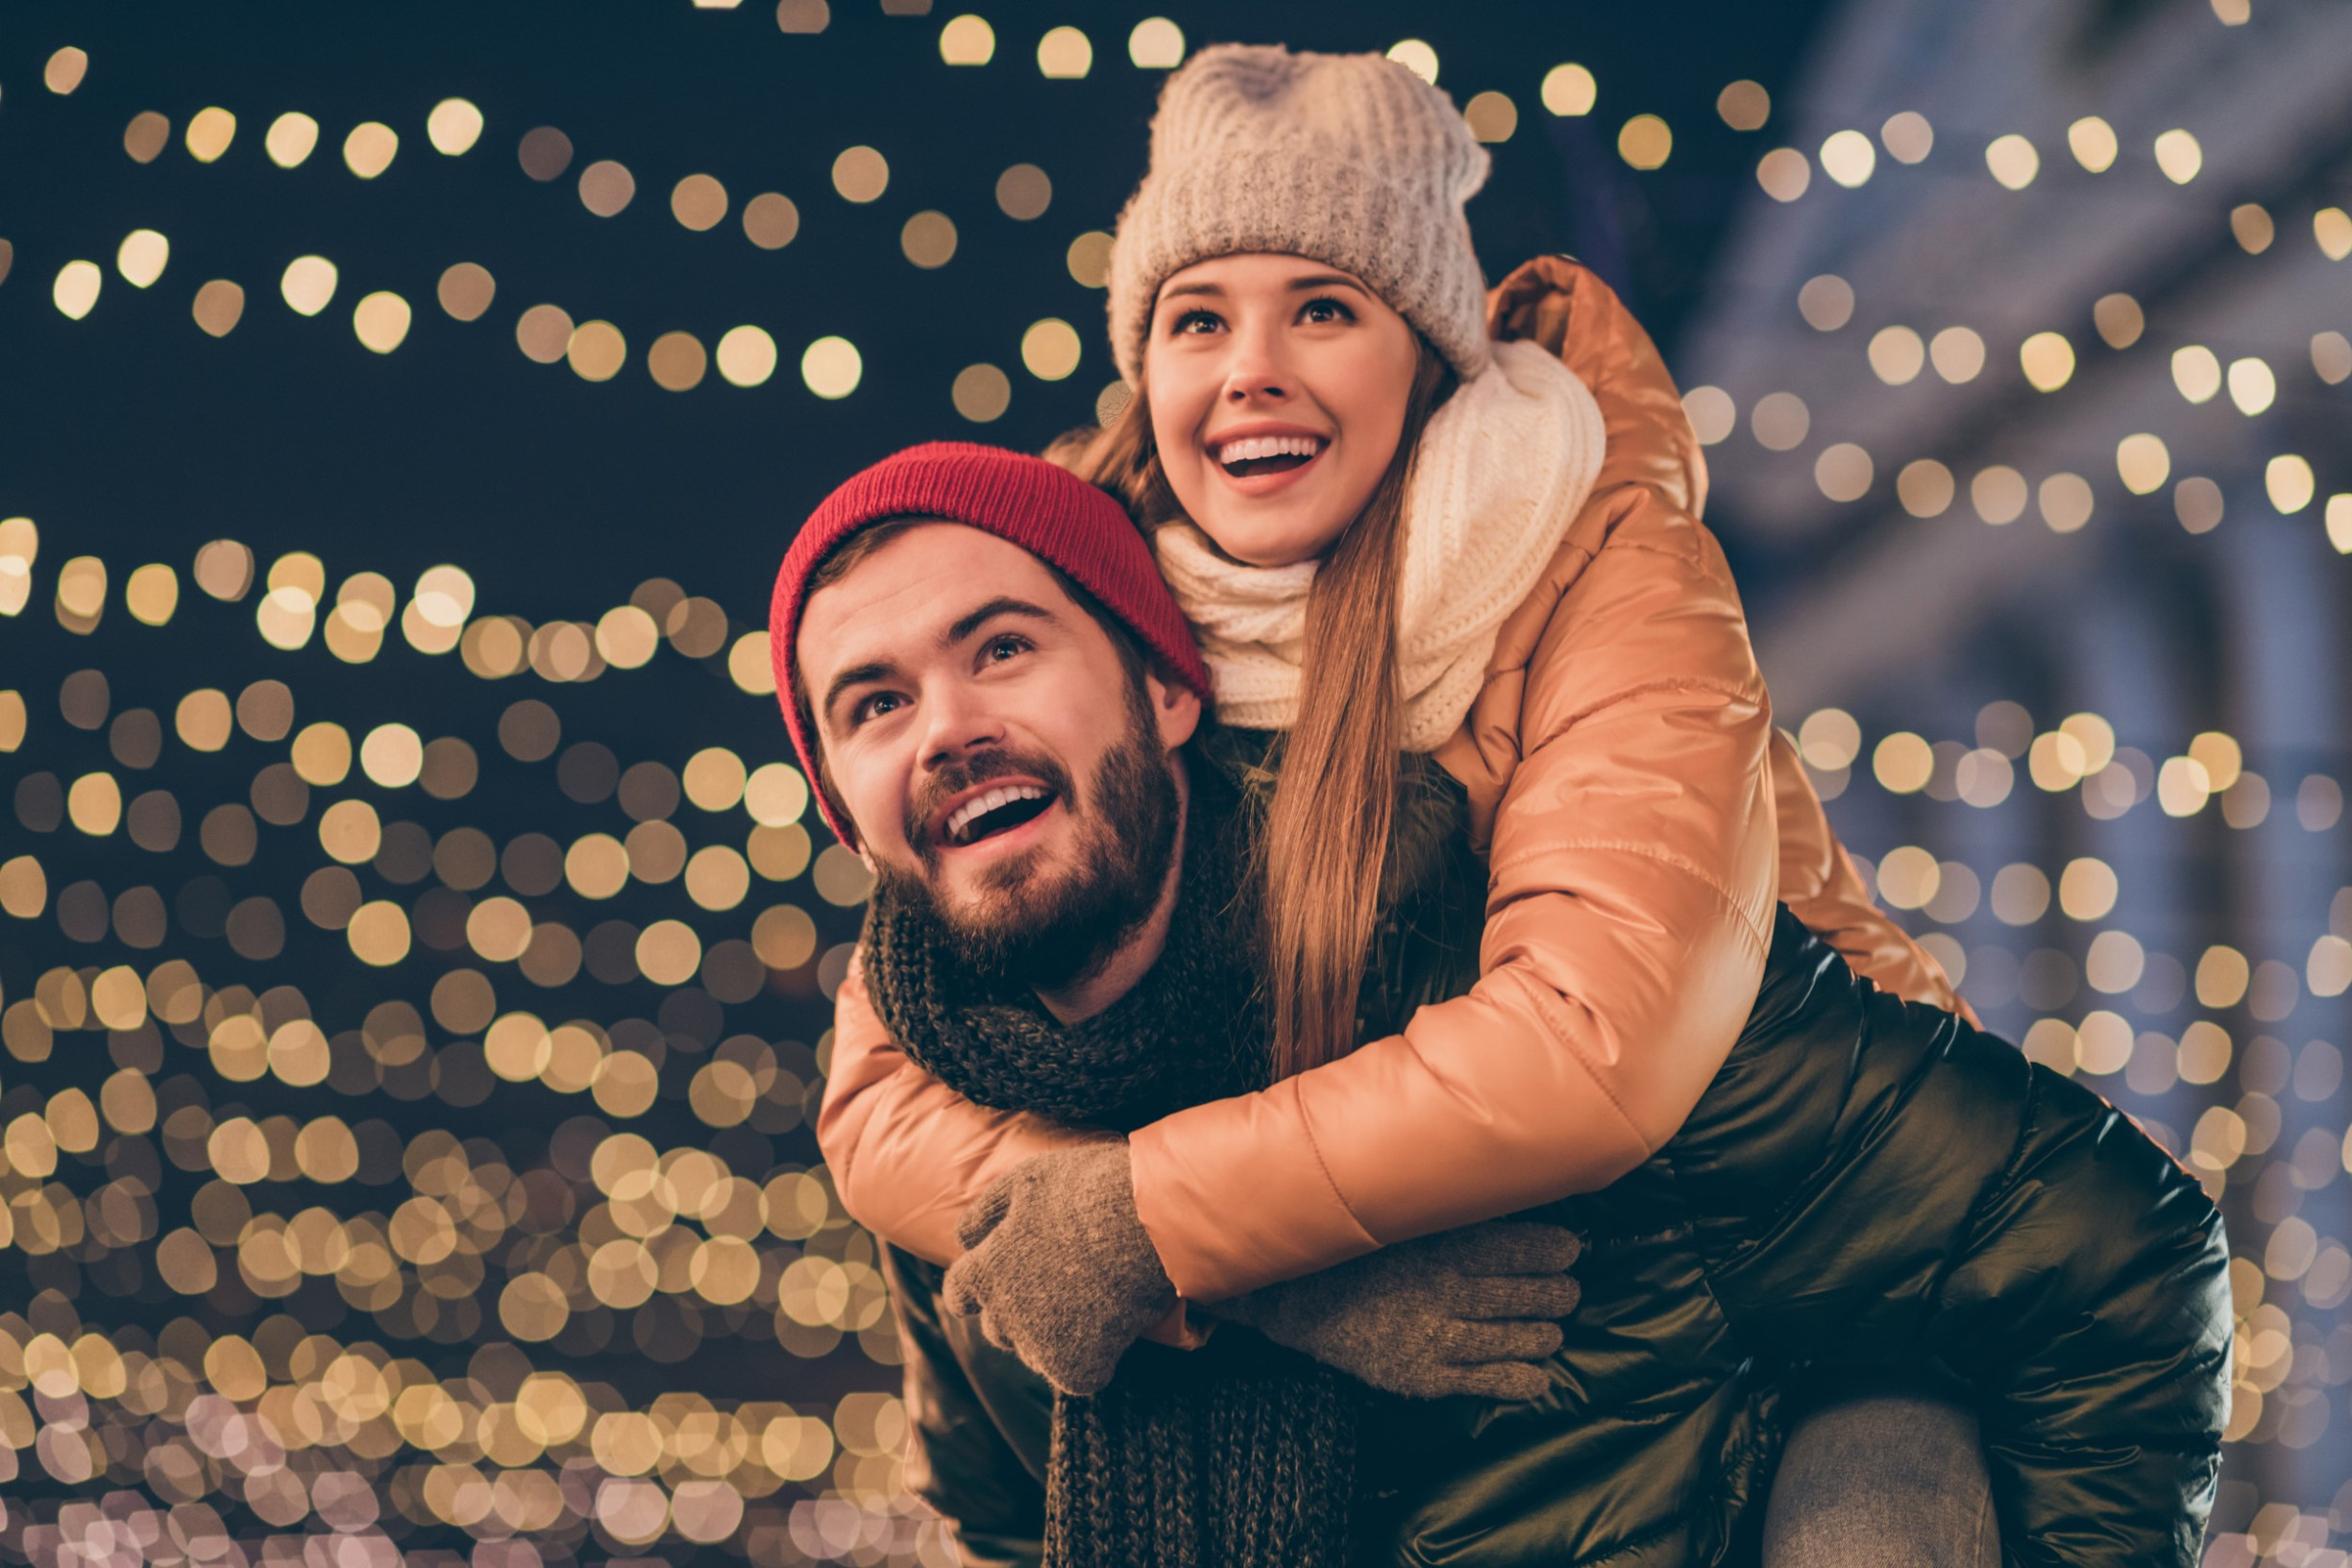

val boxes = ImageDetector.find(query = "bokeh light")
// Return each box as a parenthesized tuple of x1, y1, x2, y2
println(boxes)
(343, 122, 400, 179)
(1618, 113, 1673, 170)
(264, 112, 320, 167)
(186, 108, 237, 162)
(1716, 79, 1768, 130)
(940, 14, 993, 65)
(427, 98, 485, 156)
(800, 336, 862, 398)
(1128, 17, 1186, 69)
(116, 230, 170, 289)
(1037, 26, 1092, 79)
(280, 257, 339, 317)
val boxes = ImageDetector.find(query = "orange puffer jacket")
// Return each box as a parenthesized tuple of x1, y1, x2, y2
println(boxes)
(818, 257, 1966, 1305)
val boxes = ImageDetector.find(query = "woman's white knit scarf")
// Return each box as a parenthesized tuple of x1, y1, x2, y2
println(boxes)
(1155, 339, 1607, 752)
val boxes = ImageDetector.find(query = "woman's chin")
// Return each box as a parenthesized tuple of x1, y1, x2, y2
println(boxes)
(1190, 503, 1350, 569)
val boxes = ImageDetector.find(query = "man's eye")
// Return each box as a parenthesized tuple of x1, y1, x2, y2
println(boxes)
(984, 635, 1030, 663)
(851, 692, 904, 725)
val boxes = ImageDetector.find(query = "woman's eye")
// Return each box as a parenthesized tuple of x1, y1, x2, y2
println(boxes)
(1172, 309, 1222, 335)
(1300, 297, 1355, 325)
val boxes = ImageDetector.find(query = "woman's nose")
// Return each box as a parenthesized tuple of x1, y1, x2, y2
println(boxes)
(1224, 369, 1290, 404)
(1222, 322, 1292, 403)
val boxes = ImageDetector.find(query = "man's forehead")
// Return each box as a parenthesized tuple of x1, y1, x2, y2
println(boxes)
(797, 522, 1073, 664)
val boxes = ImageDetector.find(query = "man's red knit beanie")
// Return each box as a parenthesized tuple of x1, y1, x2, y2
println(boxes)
(769, 441, 1213, 845)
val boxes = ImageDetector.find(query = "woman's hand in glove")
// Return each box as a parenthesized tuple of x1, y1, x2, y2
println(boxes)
(1207, 1221, 1582, 1401)
(942, 1142, 1178, 1397)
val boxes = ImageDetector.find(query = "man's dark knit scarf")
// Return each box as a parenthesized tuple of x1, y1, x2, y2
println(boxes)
(861, 757, 1359, 1568)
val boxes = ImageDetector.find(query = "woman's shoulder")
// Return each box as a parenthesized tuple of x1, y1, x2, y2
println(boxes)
(1486, 256, 1707, 527)
(1473, 258, 1734, 671)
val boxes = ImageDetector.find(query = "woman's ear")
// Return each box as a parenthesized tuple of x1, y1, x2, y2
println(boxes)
(1146, 672, 1204, 751)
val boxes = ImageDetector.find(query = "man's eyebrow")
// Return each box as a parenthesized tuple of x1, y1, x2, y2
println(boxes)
(818, 598, 1058, 727)
(820, 659, 897, 727)
(944, 596, 1057, 646)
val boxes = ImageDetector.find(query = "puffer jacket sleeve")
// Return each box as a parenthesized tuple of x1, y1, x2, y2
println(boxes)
(1128, 408, 1779, 1303)
(819, 952, 1101, 1264)
(1678, 917, 2232, 1566)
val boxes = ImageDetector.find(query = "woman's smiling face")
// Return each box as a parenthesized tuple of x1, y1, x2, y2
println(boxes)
(1143, 253, 1421, 568)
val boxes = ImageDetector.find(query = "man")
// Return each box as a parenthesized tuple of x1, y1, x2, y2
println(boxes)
(779, 443, 1590, 1564)
(773, 442, 2229, 1567)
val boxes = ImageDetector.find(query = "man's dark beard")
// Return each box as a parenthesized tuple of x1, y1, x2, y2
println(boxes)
(875, 683, 1180, 992)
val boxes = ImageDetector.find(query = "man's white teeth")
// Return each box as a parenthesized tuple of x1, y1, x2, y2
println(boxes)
(1214, 433, 1323, 464)
(945, 784, 1047, 844)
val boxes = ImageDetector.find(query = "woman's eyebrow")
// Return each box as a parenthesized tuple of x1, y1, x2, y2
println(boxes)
(1161, 273, 1364, 303)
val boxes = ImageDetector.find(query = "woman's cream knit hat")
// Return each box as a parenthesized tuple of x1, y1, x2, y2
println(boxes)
(1106, 42, 1494, 386)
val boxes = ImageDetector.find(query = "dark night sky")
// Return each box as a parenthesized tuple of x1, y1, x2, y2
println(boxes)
(1, 0, 1831, 629)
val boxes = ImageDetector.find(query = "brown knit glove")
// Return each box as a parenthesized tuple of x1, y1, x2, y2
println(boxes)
(1207, 1221, 1583, 1401)
(943, 1143, 1178, 1396)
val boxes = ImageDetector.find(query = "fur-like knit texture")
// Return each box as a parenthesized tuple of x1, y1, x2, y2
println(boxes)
(861, 753, 1360, 1568)
(1154, 338, 1605, 751)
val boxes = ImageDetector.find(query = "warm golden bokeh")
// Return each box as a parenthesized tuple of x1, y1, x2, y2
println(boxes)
(4, 15, 2346, 1564)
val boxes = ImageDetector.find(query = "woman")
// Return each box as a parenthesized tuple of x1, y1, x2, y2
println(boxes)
(821, 38, 1959, 1323)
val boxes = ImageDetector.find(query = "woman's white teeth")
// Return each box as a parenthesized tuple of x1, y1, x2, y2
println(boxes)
(946, 784, 1047, 844)
(1215, 433, 1322, 464)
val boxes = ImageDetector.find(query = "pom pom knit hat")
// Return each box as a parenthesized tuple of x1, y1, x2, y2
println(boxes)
(769, 441, 1214, 846)
(1106, 42, 1494, 385)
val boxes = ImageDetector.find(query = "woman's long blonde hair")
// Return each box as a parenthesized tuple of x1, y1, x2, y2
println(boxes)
(1048, 342, 1457, 1078)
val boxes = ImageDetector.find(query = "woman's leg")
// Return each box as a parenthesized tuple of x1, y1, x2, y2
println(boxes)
(1761, 1379, 1999, 1568)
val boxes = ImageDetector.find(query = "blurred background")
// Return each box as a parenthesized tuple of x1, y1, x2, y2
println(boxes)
(0, 1, 2346, 1564)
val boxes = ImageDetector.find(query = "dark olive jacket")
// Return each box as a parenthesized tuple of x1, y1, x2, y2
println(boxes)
(884, 899, 2230, 1567)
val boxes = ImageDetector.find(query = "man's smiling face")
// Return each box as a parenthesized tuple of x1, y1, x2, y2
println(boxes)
(796, 522, 1201, 982)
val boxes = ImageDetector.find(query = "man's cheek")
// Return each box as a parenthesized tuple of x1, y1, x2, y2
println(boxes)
(847, 775, 916, 860)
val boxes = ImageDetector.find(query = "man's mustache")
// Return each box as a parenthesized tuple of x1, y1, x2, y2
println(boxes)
(905, 747, 1076, 857)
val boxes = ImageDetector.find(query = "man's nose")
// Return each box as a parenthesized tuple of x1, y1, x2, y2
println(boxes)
(916, 682, 1005, 769)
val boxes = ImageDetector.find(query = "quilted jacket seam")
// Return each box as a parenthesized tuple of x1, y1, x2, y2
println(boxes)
(1290, 1095, 1371, 1241)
